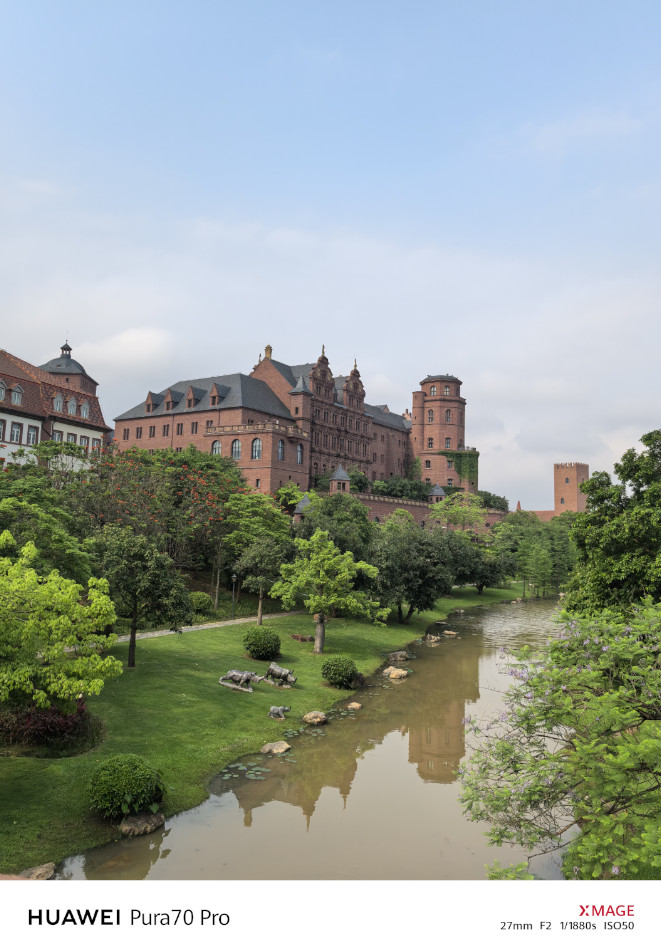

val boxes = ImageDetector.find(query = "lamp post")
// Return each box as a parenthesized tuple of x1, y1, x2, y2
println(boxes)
(231, 574, 237, 619)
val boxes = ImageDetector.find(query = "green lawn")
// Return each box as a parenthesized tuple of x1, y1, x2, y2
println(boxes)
(0, 584, 520, 874)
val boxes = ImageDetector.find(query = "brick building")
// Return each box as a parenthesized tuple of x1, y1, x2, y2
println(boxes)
(114, 345, 479, 495)
(527, 462, 590, 521)
(0, 343, 111, 466)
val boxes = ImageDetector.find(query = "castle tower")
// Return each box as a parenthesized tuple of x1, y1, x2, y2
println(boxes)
(411, 374, 476, 491)
(554, 463, 589, 515)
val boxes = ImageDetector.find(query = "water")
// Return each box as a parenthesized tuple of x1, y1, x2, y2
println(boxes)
(57, 599, 562, 880)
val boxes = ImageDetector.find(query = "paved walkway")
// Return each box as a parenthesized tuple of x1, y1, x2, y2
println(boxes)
(113, 611, 304, 644)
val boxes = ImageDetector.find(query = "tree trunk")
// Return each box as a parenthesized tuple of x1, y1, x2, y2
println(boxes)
(314, 613, 326, 654)
(128, 606, 138, 669)
(257, 586, 263, 625)
(404, 604, 415, 624)
(214, 557, 221, 611)
(397, 602, 404, 624)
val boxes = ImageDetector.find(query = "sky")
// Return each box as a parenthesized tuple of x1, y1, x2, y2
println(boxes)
(1, 1, 660, 508)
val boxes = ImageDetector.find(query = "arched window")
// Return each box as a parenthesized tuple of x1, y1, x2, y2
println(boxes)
(297, 443, 303, 464)
(80, 401, 90, 419)
(445, 409, 452, 423)
(444, 385, 450, 395)
(251, 438, 262, 460)
(231, 439, 241, 460)
(428, 409, 434, 423)
(277, 439, 285, 461)
(67, 398, 77, 415)
(53, 394, 63, 412)
(560, 497, 565, 505)
(430, 385, 436, 396)
(211, 440, 222, 455)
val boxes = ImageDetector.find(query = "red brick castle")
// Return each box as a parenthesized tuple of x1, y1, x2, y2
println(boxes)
(114, 345, 479, 496)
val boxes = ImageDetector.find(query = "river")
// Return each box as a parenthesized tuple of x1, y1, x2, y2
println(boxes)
(57, 598, 562, 880)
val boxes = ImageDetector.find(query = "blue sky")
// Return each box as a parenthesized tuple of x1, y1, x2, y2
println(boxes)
(2, 1, 660, 507)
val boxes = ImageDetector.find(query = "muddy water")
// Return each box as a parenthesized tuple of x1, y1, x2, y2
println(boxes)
(57, 599, 562, 880)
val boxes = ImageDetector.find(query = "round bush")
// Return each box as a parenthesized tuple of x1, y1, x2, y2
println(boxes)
(190, 591, 214, 615)
(88, 753, 165, 820)
(242, 624, 281, 661)
(321, 655, 359, 689)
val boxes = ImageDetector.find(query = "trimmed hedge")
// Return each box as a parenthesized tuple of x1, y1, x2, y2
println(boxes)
(321, 655, 358, 689)
(242, 625, 281, 661)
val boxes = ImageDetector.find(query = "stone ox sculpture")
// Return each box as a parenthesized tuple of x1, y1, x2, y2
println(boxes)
(264, 663, 297, 686)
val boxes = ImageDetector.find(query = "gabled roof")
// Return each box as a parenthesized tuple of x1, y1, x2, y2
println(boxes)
(364, 402, 410, 432)
(331, 465, 350, 481)
(115, 373, 293, 421)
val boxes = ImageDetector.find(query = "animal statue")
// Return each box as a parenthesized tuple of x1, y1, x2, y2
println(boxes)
(219, 669, 263, 689)
(268, 705, 291, 719)
(265, 662, 297, 686)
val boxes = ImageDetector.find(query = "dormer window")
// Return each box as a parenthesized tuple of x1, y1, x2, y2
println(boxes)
(67, 398, 77, 415)
(165, 400, 174, 411)
(80, 401, 90, 419)
(11, 386, 23, 406)
(54, 394, 64, 412)
(0, 381, 5, 400)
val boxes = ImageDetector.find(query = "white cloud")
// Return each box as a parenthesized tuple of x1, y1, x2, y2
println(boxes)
(527, 110, 643, 156)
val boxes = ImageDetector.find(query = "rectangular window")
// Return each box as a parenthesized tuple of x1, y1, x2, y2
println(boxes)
(372, 452, 377, 462)
(122, 428, 130, 440)
(191, 422, 198, 434)
(425, 460, 431, 468)
(210, 396, 217, 406)
(10, 422, 22, 443)
(445, 438, 451, 449)
(256, 478, 261, 488)
(176, 422, 183, 435)
(80, 435, 89, 449)
(447, 478, 453, 486)
(447, 458, 453, 468)
(135, 427, 143, 439)
(149, 426, 156, 438)
(0, 420, 4, 439)
(206, 420, 213, 429)
(53, 430, 63, 443)
(428, 438, 434, 448)
(91, 438, 101, 451)
(162, 424, 169, 437)
(66, 433, 77, 443)
(11, 390, 22, 405)
(27, 426, 39, 445)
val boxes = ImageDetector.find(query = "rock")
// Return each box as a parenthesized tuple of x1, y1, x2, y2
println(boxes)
(290, 633, 314, 642)
(444, 630, 457, 637)
(383, 666, 408, 680)
(19, 863, 56, 880)
(261, 740, 291, 754)
(119, 812, 165, 837)
(388, 650, 411, 662)
(347, 702, 362, 710)
(425, 634, 442, 644)
(303, 711, 328, 725)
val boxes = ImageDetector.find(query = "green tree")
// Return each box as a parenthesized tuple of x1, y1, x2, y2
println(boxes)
(371, 511, 454, 623)
(269, 529, 388, 653)
(0, 498, 91, 583)
(430, 490, 487, 533)
(476, 490, 509, 513)
(87, 526, 193, 668)
(294, 492, 375, 562)
(566, 430, 661, 612)
(0, 532, 120, 711)
(460, 600, 661, 879)
(234, 535, 295, 624)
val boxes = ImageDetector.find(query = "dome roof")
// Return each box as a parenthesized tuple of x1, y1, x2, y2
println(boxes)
(39, 342, 92, 379)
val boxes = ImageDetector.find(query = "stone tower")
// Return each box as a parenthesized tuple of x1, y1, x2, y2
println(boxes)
(410, 374, 477, 491)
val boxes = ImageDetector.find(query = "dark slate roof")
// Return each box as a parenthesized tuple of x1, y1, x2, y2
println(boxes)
(364, 402, 410, 432)
(294, 493, 312, 515)
(115, 373, 293, 421)
(429, 484, 446, 497)
(270, 359, 314, 389)
(289, 375, 311, 395)
(331, 465, 350, 481)
(419, 374, 462, 385)
(39, 345, 98, 385)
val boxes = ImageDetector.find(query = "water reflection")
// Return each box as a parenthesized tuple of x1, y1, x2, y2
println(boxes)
(57, 599, 561, 880)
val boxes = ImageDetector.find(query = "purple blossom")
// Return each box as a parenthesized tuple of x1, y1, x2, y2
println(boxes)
(611, 865, 620, 876)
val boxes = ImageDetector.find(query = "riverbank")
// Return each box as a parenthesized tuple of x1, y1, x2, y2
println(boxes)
(1, 584, 522, 874)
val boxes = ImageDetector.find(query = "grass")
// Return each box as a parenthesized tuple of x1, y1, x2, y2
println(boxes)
(0, 584, 520, 874)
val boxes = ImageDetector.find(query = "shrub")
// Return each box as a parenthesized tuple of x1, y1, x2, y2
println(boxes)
(0, 700, 90, 747)
(189, 591, 214, 615)
(242, 624, 281, 660)
(321, 655, 358, 689)
(88, 753, 165, 820)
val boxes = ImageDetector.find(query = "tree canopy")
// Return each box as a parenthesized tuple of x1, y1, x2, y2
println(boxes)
(0, 532, 121, 710)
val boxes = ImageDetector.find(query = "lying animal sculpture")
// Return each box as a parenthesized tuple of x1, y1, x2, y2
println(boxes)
(265, 662, 297, 685)
(268, 705, 291, 719)
(219, 669, 263, 688)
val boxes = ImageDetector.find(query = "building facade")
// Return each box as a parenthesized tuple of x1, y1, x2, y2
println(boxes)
(528, 461, 590, 521)
(0, 344, 111, 466)
(114, 346, 479, 495)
